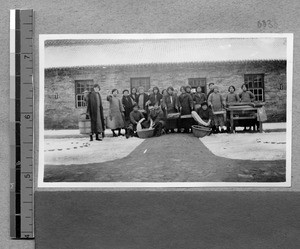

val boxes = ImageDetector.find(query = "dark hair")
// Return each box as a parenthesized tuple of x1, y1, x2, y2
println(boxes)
(208, 83, 214, 86)
(201, 101, 208, 107)
(123, 89, 129, 94)
(93, 84, 100, 89)
(167, 86, 174, 92)
(228, 85, 236, 92)
(132, 103, 138, 108)
(241, 84, 248, 90)
(185, 85, 191, 92)
(131, 87, 137, 93)
(153, 86, 160, 93)
(112, 89, 118, 94)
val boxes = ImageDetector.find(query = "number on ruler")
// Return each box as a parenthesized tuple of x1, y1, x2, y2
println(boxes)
(24, 174, 31, 178)
(24, 55, 30, 59)
(24, 114, 31, 119)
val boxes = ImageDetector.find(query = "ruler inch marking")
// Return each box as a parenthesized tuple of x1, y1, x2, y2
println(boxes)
(10, 9, 34, 239)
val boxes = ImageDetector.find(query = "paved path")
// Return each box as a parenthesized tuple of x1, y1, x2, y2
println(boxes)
(44, 134, 285, 182)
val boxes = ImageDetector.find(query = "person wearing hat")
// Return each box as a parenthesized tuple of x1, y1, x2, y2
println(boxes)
(85, 84, 105, 141)
(191, 101, 213, 128)
(207, 85, 226, 133)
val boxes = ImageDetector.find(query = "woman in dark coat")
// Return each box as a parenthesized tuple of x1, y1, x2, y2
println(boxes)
(162, 86, 179, 114)
(122, 89, 134, 129)
(178, 86, 194, 115)
(193, 86, 207, 111)
(148, 86, 163, 106)
(85, 84, 105, 141)
(130, 87, 138, 103)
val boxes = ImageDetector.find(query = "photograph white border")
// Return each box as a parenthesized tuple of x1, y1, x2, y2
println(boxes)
(38, 33, 293, 188)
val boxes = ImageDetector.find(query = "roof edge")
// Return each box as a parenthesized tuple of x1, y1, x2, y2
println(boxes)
(44, 59, 287, 71)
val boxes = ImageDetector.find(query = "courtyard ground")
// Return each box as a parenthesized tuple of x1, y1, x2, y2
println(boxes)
(43, 123, 286, 183)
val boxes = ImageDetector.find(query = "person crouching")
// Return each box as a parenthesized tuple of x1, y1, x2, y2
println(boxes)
(191, 102, 213, 135)
(127, 103, 145, 138)
(149, 104, 166, 137)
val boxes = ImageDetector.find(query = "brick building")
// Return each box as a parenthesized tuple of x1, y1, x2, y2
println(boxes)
(43, 38, 287, 129)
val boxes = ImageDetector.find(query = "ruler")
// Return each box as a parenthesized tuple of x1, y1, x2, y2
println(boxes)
(10, 9, 34, 239)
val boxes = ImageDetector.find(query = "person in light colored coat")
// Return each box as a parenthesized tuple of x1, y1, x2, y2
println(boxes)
(107, 89, 125, 137)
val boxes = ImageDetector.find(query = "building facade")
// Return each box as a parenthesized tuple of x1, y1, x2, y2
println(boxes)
(44, 60, 286, 129)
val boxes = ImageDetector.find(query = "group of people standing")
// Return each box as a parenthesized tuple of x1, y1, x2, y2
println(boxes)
(85, 82, 256, 141)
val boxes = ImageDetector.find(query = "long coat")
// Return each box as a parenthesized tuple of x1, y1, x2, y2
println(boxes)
(193, 93, 207, 105)
(149, 107, 165, 126)
(130, 93, 138, 103)
(225, 92, 240, 105)
(239, 91, 255, 102)
(122, 95, 134, 125)
(149, 93, 163, 106)
(178, 93, 193, 115)
(136, 93, 149, 110)
(86, 91, 105, 134)
(208, 92, 225, 112)
(107, 96, 125, 129)
(162, 94, 179, 114)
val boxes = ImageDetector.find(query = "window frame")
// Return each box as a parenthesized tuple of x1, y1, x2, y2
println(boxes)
(75, 79, 94, 108)
(188, 78, 207, 94)
(244, 74, 265, 102)
(130, 77, 151, 93)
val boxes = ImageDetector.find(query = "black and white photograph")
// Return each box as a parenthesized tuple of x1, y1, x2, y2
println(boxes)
(38, 33, 293, 188)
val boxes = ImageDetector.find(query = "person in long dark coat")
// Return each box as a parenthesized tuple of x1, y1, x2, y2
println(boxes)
(193, 86, 207, 111)
(161, 86, 180, 133)
(148, 86, 163, 106)
(162, 86, 179, 114)
(178, 86, 194, 115)
(130, 87, 138, 103)
(85, 84, 105, 141)
(122, 89, 134, 131)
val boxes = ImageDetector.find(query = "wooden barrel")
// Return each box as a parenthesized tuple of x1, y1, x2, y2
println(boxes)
(79, 113, 91, 134)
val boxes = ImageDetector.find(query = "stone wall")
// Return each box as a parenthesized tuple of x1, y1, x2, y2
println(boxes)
(44, 60, 287, 129)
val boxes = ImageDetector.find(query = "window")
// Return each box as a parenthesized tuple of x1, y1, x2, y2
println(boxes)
(75, 80, 94, 108)
(244, 74, 265, 101)
(130, 77, 150, 92)
(188, 78, 207, 94)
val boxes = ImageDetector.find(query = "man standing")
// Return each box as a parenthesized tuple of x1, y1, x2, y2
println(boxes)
(86, 84, 105, 141)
